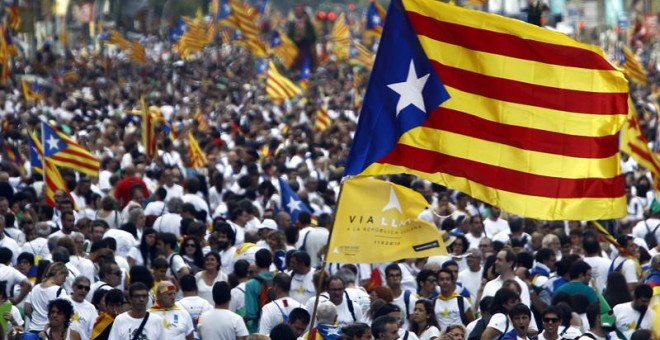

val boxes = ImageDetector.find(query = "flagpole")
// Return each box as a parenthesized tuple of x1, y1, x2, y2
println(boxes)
(307, 177, 350, 339)
(40, 124, 46, 200)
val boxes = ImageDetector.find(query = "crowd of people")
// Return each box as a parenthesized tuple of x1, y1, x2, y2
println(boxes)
(0, 1, 656, 340)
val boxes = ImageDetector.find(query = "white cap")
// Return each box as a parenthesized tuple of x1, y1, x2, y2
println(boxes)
(259, 219, 278, 231)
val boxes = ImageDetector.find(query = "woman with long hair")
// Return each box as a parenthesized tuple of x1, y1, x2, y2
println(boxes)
(127, 228, 157, 268)
(179, 236, 204, 274)
(267, 231, 288, 271)
(95, 196, 120, 229)
(603, 272, 632, 307)
(410, 299, 441, 340)
(25, 262, 69, 334)
(38, 299, 81, 340)
(91, 289, 124, 340)
(194, 252, 228, 305)
(480, 288, 521, 340)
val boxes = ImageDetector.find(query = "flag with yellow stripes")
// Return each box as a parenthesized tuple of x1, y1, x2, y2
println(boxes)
(620, 46, 648, 86)
(620, 99, 660, 193)
(346, 0, 629, 221)
(188, 132, 208, 168)
(331, 13, 351, 60)
(266, 61, 301, 104)
(314, 101, 331, 132)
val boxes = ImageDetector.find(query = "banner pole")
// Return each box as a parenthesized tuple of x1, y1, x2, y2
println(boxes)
(307, 177, 350, 339)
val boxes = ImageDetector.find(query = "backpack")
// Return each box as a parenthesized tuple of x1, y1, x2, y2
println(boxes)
(467, 315, 491, 340)
(253, 275, 275, 311)
(274, 299, 290, 324)
(644, 221, 660, 249)
(403, 290, 411, 320)
(608, 255, 627, 273)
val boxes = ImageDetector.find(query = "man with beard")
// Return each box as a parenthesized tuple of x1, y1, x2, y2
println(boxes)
(214, 222, 237, 275)
(613, 284, 655, 339)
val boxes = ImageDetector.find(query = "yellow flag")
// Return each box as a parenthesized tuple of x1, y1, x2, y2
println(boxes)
(326, 178, 447, 264)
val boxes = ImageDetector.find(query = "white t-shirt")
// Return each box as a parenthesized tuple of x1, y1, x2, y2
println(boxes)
(65, 296, 98, 340)
(483, 218, 510, 238)
(87, 280, 113, 302)
(258, 297, 304, 335)
(0, 236, 19, 265)
(149, 307, 195, 340)
(458, 268, 483, 304)
(144, 201, 167, 216)
(167, 253, 190, 279)
(419, 326, 442, 340)
(103, 228, 139, 258)
(613, 301, 655, 339)
(582, 256, 611, 293)
(433, 294, 472, 332)
(345, 286, 371, 317)
(68, 256, 96, 282)
(302, 227, 330, 268)
(26, 285, 65, 331)
(20, 238, 50, 261)
(393, 290, 417, 330)
(176, 297, 213, 339)
(305, 293, 363, 327)
(194, 271, 228, 306)
(610, 256, 640, 283)
(290, 271, 316, 304)
(108, 312, 165, 340)
(153, 213, 183, 238)
(229, 282, 247, 314)
(197, 309, 249, 340)
(487, 313, 511, 334)
(0, 264, 27, 297)
(127, 247, 146, 266)
(219, 247, 237, 275)
(164, 184, 184, 202)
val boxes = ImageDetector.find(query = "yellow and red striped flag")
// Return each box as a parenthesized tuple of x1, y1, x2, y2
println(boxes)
(315, 101, 331, 132)
(266, 61, 301, 104)
(194, 109, 210, 132)
(346, 0, 629, 221)
(107, 30, 130, 50)
(621, 46, 648, 86)
(331, 13, 351, 60)
(32, 132, 78, 210)
(188, 132, 208, 168)
(140, 96, 157, 160)
(620, 100, 660, 192)
(41, 122, 100, 177)
(128, 41, 147, 64)
(229, 0, 266, 56)
(270, 30, 299, 69)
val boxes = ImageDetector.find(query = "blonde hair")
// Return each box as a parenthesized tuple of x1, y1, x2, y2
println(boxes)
(43, 262, 68, 283)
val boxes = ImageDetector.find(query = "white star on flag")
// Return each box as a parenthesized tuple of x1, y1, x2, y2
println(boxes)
(382, 187, 403, 213)
(387, 60, 430, 116)
(287, 197, 302, 212)
(46, 135, 60, 151)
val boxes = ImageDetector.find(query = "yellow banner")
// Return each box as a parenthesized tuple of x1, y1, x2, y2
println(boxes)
(326, 178, 447, 263)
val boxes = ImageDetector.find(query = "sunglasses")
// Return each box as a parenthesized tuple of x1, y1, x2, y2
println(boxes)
(543, 317, 559, 323)
(77, 285, 90, 291)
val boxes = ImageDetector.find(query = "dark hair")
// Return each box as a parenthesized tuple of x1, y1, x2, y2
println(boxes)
(535, 248, 555, 264)
(152, 257, 169, 270)
(270, 323, 297, 340)
(255, 248, 273, 269)
(508, 303, 531, 318)
(554, 302, 574, 328)
(634, 284, 653, 299)
(372, 315, 397, 339)
(292, 251, 311, 267)
(104, 289, 125, 307)
(570, 294, 590, 314)
(204, 252, 222, 271)
(582, 236, 601, 255)
(384, 263, 401, 277)
(482, 255, 497, 280)
(128, 282, 149, 297)
(568, 261, 591, 280)
(17, 252, 34, 266)
(0, 247, 12, 264)
(410, 299, 439, 334)
(452, 234, 469, 254)
(214, 222, 236, 245)
(516, 252, 534, 270)
(480, 296, 494, 314)
(541, 306, 562, 322)
(441, 260, 459, 271)
(233, 259, 249, 279)
(489, 288, 520, 315)
(139, 227, 158, 267)
(288, 307, 311, 325)
(342, 322, 371, 338)
(501, 249, 517, 271)
(212, 281, 231, 305)
(48, 299, 75, 329)
(603, 272, 632, 307)
(585, 303, 600, 330)
(437, 268, 454, 281)
(374, 303, 401, 319)
(157, 232, 178, 250)
(179, 274, 198, 292)
(297, 211, 311, 225)
(91, 288, 109, 309)
(630, 329, 653, 340)
(273, 273, 292, 292)
(129, 266, 154, 290)
(179, 236, 204, 269)
(416, 269, 436, 288)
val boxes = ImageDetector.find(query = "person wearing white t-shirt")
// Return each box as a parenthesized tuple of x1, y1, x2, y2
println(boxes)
(148, 281, 195, 340)
(385, 263, 416, 330)
(458, 249, 483, 306)
(582, 236, 612, 293)
(177, 275, 213, 340)
(197, 281, 248, 340)
(0, 248, 31, 305)
(483, 206, 510, 239)
(228, 260, 251, 316)
(305, 276, 363, 328)
(480, 288, 521, 340)
(434, 269, 474, 332)
(289, 251, 316, 304)
(610, 235, 642, 291)
(161, 169, 184, 202)
(258, 273, 304, 335)
(153, 198, 184, 238)
(0, 216, 21, 265)
(109, 282, 165, 340)
(613, 284, 655, 340)
(157, 232, 190, 281)
(215, 223, 238, 275)
(88, 262, 122, 302)
(65, 276, 98, 340)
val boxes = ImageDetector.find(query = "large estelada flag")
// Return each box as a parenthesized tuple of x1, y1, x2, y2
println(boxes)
(327, 178, 447, 263)
(41, 122, 100, 177)
(345, 0, 629, 221)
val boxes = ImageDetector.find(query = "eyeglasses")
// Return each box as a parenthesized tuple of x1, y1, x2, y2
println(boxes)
(426, 278, 437, 283)
(543, 317, 559, 323)
(76, 285, 90, 291)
